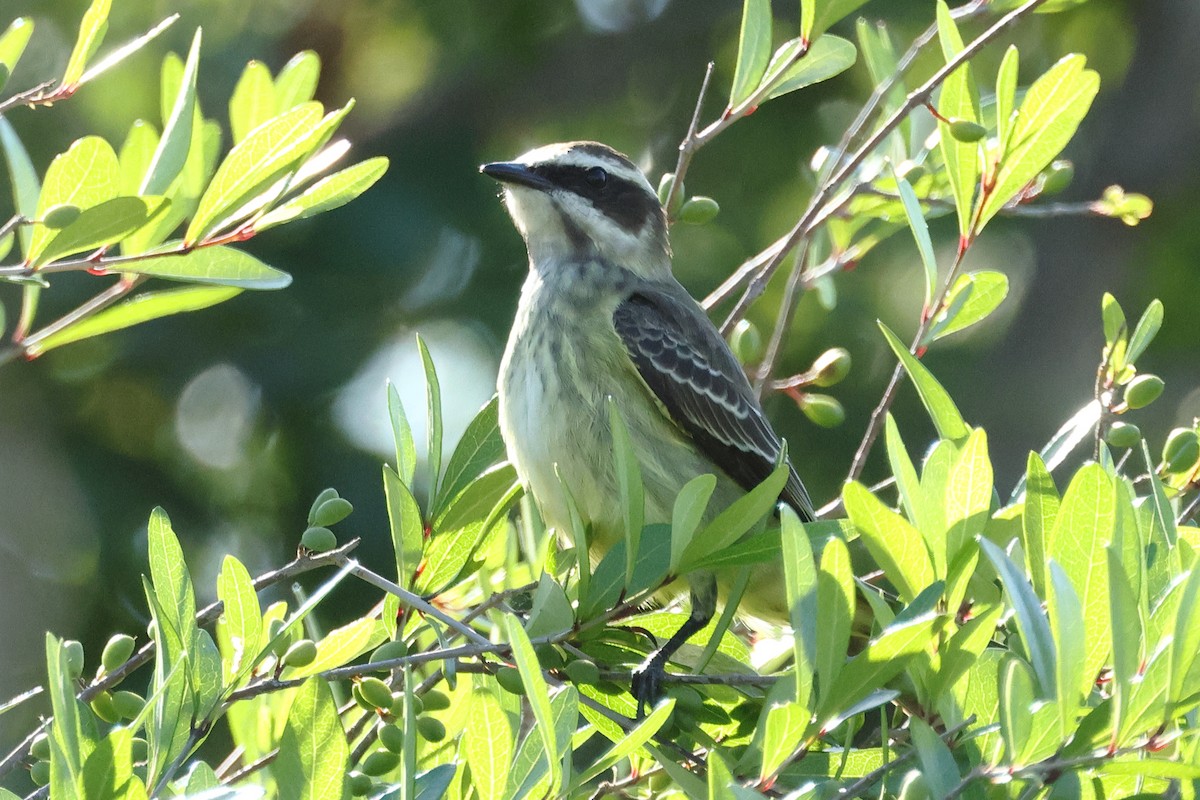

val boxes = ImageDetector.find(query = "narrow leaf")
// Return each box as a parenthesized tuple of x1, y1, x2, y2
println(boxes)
(62, 0, 111, 87)
(255, 156, 389, 229)
(504, 616, 559, 792)
(894, 169, 937, 311)
(272, 678, 349, 800)
(230, 61, 278, 144)
(671, 473, 716, 573)
(729, 0, 772, 108)
(764, 35, 857, 101)
(878, 321, 969, 441)
(0, 18, 33, 94)
(418, 334, 444, 494)
(114, 245, 291, 289)
(141, 29, 201, 197)
(843, 480, 935, 603)
(980, 538, 1056, 698)
(929, 271, 1009, 341)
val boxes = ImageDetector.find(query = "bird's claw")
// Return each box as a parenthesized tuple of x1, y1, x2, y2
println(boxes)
(630, 655, 666, 718)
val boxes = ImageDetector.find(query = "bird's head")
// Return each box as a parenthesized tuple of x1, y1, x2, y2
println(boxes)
(481, 141, 671, 280)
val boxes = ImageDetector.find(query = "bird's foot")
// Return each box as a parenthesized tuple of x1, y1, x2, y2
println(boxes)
(630, 653, 667, 718)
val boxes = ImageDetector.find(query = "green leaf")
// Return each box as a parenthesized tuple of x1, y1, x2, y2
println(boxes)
(384, 465, 423, 589)
(503, 616, 559, 792)
(45, 634, 97, 796)
(524, 572, 574, 639)
(1107, 547, 1141, 738)
(729, 0, 772, 108)
(434, 396, 506, 517)
(1047, 561, 1085, 733)
(929, 602, 1002, 698)
(1048, 463, 1115, 700)
(978, 54, 1100, 229)
(273, 678, 349, 800)
(463, 688, 513, 800)
(782, 505, 817, 715)
(417, 334, 444, 495)
(288, 618, 384, 678)
(843, 480, 935, 603)
(119, 120, 160, 196)
(1126, 299, 1163, 364)
(148, 507, 197, 645)
(935, 1, 982, 239)
(29, 136, 120, 264)
(36, 196, 168, 266)
(0, 116, 40, 257)
(62, 0, 111, 87)
(944, 428, 992, 566)
(670, 473, 716, 574)
(76, 14, 178, 88)
(816, 535, 854, 699)
(708, 751, 738, 800)
(803, 0, 872, 43)
(185, 102, 325, 244)
(760, 698, 809, 781)
(81, 727, 144, 800)
(980, 538, 1056, 698)
(0, 18, 33, 94)
(1169, 563, 1200, 708)
(928, 271, 1010, 341)
(1021, 452, 1058, 597)
(894, 169, 936, 312)
(574, 697, 675, 788)
(114, 245, 291, 289)
(885, 414, 931, 534)
(255, 156, 389, 230)
(910, 717, 959, 798)
(141, 29, 201, 197)
(995, 45, 1019, 153)
(387, 381, 418, 489)
(878, 321, 969, 441)
(998, 655, 1035, 762)
(230, 61, 278, 144)
(216, 554, 262, 685)
(764, 35, 857, 101)
(816, 611, 937, 724)
(681, 457, 788, 568)
(26, 285, 241, 357)
(607, 398, 645, 589)
(508, 687, 579, 800)
(275, 51, 322, 112)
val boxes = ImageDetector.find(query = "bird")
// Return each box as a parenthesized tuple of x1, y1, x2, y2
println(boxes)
(481, 141, 815, 714)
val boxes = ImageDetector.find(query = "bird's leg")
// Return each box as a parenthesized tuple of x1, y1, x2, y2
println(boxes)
(630, 573, 716, 717)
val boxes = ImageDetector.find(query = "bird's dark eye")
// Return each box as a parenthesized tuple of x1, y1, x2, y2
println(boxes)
(585, 166, 609, 189)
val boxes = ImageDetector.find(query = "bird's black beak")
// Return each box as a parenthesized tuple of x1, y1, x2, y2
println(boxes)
(480, 161, 554, 191)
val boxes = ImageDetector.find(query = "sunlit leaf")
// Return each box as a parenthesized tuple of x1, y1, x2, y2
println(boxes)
(681, 458, 788, 568)
(729, 0, 772, 108)
(1047, 561, 1085, 733)
(782, 505, 817, 715)
(29, 137, 120, 264)
(844, 480, 934, 603)
(1126, 299, 1163, 364)
(141, 30, 201, 197)
(286, 618, 384, 678)
(764, 35, 857, 101)
(980, 538, 1056, 698)
(978, 54, 1100, 229)
(434, 395, 506, 517)
(230, 61, 278, 144)
(0, 18, 33, 94)
(935, 0, 982, 239)
(36, 196, 167, 266)
(463, 688, 513, 800)
(272, 678, 348, 800)
(928, 270, 1009, 341)
(26, 285, 240, 357)
(504, 616, 559, 792)
(944, 428, 992, 565)
(276, 51, 321, 112)
(670, 473, 716, 574)
(77, 14, 178, 87)
(815, 535, 854, 700)
(384, 465, 423, 589)
(255, 156, 388, 230)
(114, 245, 291, 289)
(894, 169, 936, 311)
(803, 0, 872, 43)
(62, 0, 111, 87)
(1020, 452, 1058, 596)
(417, 333, 444, 493)
(387, 381, 417, 489)
(216, 554, 262, 685)
(995, 45, 1019, 153)
(879, 321, 969, 441)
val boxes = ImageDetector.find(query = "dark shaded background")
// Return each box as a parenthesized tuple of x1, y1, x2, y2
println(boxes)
(1, 0, 1196, 751)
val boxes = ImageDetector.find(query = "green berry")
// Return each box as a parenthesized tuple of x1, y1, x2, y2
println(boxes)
(1104, 422, 1141, 449)
(358, 677, 394, 710)
(300, 526, 337, 553)
(496, 666, 525, 695)
(1162, 428, 1200, 474)
(730, 320, 763, 364)
(388, 692, 423, 717)
(1041, 159, 1074, 196)
(657, 173, 684, 216)
(361, 750, 400, 777)
(282, 639, 317, 668)
(307, 488, 339, 524)
(370, 640, 409, 667)
(667, 685, 703, 712)
(416, 716, 447, 743)
(1123, 374, 1164, 409)
(311, 497, 354, 527)
(810, 347, 852, 387)
(63, 640, 84, 680)
(101, 634, 136, 675)
(563, 659, 600, 685)
(421, 689, 450, 712)
(348, 771, 372, 796)
(948, 119, 987, 142)
(535, 645, 565, 671)
(30, 759, 50, 786)
(352, 683, 375, 713)
(30, 734, 50, 761)
(798, 393, 846, 428)
(90, 690, 119, 724)
(130, 737, 148, 763)
(677, 196, 720, 225)
(112, 690, 144, 720)
(378, 724, 405, 753)
(41, 203, 81, 229)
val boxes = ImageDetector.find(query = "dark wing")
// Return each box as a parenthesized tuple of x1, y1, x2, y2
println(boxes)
(612, 284, 814, 521)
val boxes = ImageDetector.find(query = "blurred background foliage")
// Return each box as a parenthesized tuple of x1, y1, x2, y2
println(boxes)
(0, 0, 1196, 746)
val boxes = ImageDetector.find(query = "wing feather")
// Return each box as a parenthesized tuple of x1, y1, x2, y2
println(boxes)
(613, 285, 814, 520)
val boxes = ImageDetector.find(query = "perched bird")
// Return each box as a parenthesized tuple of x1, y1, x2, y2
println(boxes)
(482, 141, 814, 712)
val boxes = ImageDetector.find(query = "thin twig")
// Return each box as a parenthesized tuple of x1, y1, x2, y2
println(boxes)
(663, 62, 715, 222)
(753, 241, 809, 395)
